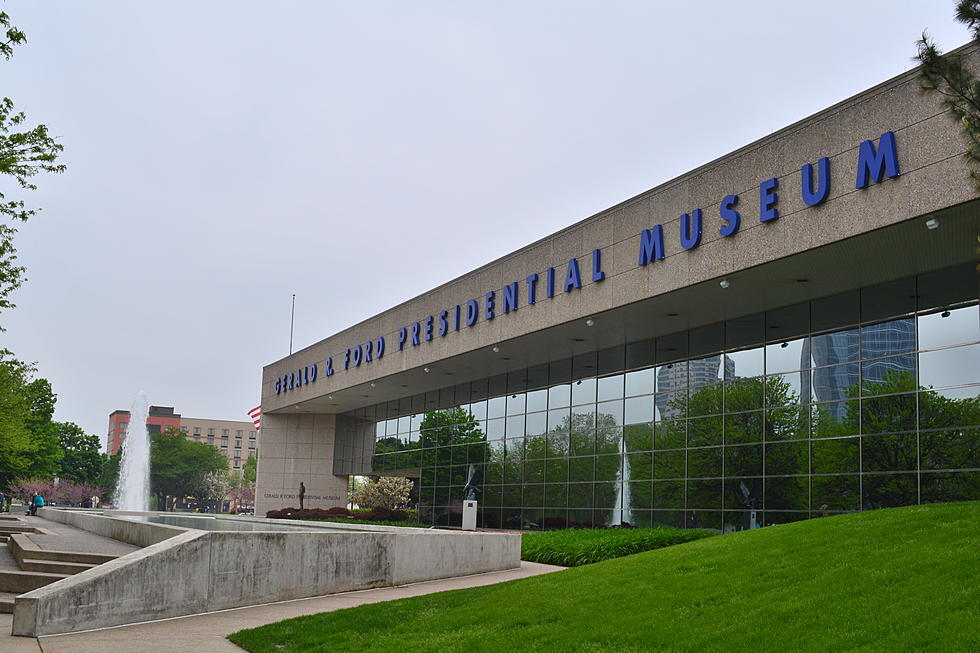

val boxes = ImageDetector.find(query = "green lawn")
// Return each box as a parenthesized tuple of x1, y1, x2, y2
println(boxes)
(521, 526, 715, 566)
(229, 502, 980, 653)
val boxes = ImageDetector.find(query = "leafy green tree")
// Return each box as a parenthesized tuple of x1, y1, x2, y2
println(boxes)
(242, 451, 257, 485)
(0, 353, 32, 487)
(150, 428, 228, 510)
(0, 11, 66, 321)
(56, 422, 105, 486)
(916, 0, 980, 190)
(20, 377, 62, 478)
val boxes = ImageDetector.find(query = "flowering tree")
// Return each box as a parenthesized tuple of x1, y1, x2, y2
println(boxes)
(351, 476, 413, 510)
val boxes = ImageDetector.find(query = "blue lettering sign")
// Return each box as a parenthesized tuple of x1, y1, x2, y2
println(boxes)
(424, 315, 434, 341)
(592, 249, 605, 282)
(760, 177, 779, 222)
(466, 299, 478, 326)
(375, 337, 384, 359)
(411, 322, 421, 346)
(397, 327, 407, 351)
(856, 131, 900, 188)
(485, 291, 496, 320)
(802, 157, 831, 206)
(438, 310, 449, 336)
(352, 344, 362, 367)
(325, 357, 334, 376)
(680, 209, 702, 250)
(563, 258, 582, 292)
(503, 282, 518, 313)
(454, 304, 461, 331)
(526, 273, 539, 304)
(638, 225, 665, 266)
(364, 340, 373, 362)
(547, 267, 555, 298)
(720, 194, 740, 237)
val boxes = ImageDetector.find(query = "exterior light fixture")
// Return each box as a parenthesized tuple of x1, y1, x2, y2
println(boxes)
(370, 382, 376, 388)
(491, 345, 500, 353)
(719, 279, 730, 289)
(925, 218, 939, 230)
(941, 310, 951, 318)
(328, 395, 333, 400)
(780, 342, 788, 349)
(585, 318, 595, 327)
(423, 367, 431, 373)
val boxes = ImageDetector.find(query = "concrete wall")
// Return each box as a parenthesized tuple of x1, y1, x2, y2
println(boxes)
(12, 512, 520, 636)
(36, 507, 185, 547)
(255, 412, 348, 515)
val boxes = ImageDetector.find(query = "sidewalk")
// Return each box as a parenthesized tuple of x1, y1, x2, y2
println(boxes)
(1, 561, 564, 653)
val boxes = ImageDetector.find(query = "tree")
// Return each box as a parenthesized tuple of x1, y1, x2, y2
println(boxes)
(242, 451, 257, 485)
(916, 1, 980, 190)
(56, 422, 105, 486)
(0, 11, 66, 321)
(191, 470, 233, 512)
(149, 428, 228, 510)
(0, 353, 63, 487)
(352, 476, 413, 510)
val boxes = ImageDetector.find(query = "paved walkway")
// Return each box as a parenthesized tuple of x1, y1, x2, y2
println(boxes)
(0, 561, 564, 653)
(14, 515, 140, 556)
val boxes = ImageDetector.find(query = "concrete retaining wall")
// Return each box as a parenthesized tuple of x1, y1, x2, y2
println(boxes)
(36, 508, 185, 547)
(12, 512, 520, 636)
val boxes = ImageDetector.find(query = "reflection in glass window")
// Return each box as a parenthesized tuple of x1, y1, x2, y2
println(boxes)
(811, 362, 860, 404)
(597, 374, 625, 402)
(571, 378, 596, 405)
(548, 407, 571, 432)
(487, 396, 506, 419)
(920, 344, 980, 390)
(725, 347, 763, 379)
(626, 368, 655, 397)
(506, 393, 526, 416)
(918, 305, 979, 350)
(526, 388, 548, 413)
(525, 411, 547, 436)
(766, 338, 807, 375)
(548, 384, 571, 409)
(624, 396, 654, 425)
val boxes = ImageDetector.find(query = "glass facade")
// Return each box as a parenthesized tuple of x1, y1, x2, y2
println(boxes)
(337, 265, 979, 530)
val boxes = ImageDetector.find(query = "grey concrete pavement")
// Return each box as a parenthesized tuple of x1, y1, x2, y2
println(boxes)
(11, 561, 563, 652)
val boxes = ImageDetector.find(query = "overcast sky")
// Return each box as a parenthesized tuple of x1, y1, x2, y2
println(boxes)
(0, 2, 972, 448)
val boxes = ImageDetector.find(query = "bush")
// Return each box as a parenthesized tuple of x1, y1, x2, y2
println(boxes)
(265, 506, 413, 524)
(521, 527, 716, 566)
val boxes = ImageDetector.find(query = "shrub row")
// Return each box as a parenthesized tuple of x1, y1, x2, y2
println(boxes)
(521, 527, 716, 566)
(266, 506, 410, 522)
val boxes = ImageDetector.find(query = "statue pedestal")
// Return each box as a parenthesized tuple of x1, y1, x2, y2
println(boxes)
(462, 500, 478, 531)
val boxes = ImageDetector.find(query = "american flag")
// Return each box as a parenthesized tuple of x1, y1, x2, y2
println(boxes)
(248, 405, 261, 430)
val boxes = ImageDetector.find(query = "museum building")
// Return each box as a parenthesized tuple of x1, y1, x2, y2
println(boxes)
(256, 44, 980, 530)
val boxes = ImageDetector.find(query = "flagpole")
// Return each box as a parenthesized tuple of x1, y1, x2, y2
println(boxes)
(289, 293, 296, 355)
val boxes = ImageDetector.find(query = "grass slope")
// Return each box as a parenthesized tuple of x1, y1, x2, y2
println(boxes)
(521, 526, 715, 566)
(229, 502, 980, 653)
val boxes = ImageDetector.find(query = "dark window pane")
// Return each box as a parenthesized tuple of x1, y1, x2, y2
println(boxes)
(654, 419, 687, 450)
(921, 471, 979, 503)
(567, 484, 594, 510)
(811, 401, 860, 438)
(544, 483, 567, 508)
(766, 406, 809, 441)
(625, 423, 654, 453)
(594, 454, 620, 483)
(653, 480, 685, 509)
(764, 476, 808, 511)
(862, 473, 917, 509)
(861, 393, 916, 434)
(654, 449, 686, 480)
(688, 415, 723, 447)
(725, 411, 763, 444)
(811, 436, 859, 474)
(568, 457, 594, 482)
(862, 433, 917, 472)
(687, 446, 722, 478)
(920, 387, 980, 430)
(627, 452, 653, 480)
(725, 444, 763, 478)
(920, 429, 979, 470)
(725, 378, 764, 412)
(766, 440, 809, 476)
(687, 480, 722, 510)
(861, 277, 915, 322)
(811, 361, 860, 403)
(812, 474, 859, 511)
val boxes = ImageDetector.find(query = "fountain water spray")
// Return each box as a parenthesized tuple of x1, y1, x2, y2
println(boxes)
(114, 391, 150, 511)
(608, 432, 634, 526)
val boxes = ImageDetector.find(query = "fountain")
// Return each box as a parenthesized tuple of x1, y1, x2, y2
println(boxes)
(114, 391, 150, 511)
(608, 432, 634, 526)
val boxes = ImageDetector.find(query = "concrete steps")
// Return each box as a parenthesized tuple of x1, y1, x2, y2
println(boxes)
(0, 591, 17, 613)
(0, 569, 68, 593)
(18, 558, 97, 575)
